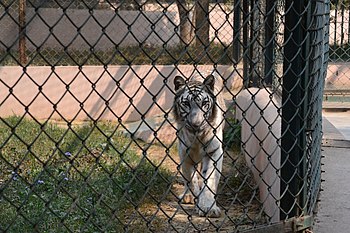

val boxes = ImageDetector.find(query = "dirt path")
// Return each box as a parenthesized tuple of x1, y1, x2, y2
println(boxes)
(131, 142, 266, 232)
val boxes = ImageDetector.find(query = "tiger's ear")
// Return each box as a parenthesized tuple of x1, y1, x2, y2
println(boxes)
(174, 76, 185, 91)
(203, 75, 215, 91)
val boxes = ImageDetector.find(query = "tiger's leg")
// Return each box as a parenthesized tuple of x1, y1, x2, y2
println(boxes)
(178, 144, 200, 204)
(197, 144, 223, 217)
(179, 161, 200, 204)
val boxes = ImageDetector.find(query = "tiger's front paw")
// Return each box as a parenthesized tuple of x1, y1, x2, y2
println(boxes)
(197, 203, 221, 218)
(179, 193, 195, 204)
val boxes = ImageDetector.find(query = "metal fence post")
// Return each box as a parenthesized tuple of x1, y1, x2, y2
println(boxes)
(233, 0, 241, 64)
(281, 0, 309, 220)
(264, 0, 275, 86)
(242, 0, 250, 88)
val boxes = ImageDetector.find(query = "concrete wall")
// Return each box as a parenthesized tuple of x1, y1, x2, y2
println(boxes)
(0, 7, 178, 50)
(325, 62, 350, 90)
(0, 65, 235, 122)
(0, 4, 234, 51)
(0, 63, 343, 123)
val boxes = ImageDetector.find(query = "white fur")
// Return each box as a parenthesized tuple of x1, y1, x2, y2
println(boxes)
(235, 88, 281, 223)
(174, 73, 225, 217)
(177, 129, 224, 217)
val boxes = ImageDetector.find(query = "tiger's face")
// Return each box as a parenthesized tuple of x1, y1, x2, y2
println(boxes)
(173, 75, 216, 133)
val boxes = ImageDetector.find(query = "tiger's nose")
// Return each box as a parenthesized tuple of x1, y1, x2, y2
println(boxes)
(189, 119, 204, 131)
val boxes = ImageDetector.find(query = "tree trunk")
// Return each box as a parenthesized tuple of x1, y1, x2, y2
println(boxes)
(194, 0, 210, 62)
(176, 0, 192, 45)
(19, 0, 27, 65)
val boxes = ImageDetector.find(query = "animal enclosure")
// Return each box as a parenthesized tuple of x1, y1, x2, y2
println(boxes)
(0, 0, 329, 232)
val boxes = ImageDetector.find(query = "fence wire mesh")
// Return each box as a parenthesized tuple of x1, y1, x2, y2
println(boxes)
(0, 0, 329, 232)
(325, 0, 350, 101)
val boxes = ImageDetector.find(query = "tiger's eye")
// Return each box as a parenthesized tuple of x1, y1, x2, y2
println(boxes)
(202, 101, 209, 109)
(182, 101, 190, 108)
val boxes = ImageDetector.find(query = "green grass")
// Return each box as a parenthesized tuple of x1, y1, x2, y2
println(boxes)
(223, 107, 241, 151)
(0, 116, 172, 232)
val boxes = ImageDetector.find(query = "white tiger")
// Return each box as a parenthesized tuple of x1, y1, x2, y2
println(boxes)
(235, 88, 281, 223)
(173, 73, 225, 217)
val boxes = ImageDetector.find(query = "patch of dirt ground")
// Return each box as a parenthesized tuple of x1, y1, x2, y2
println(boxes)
(130, 141, 267, 232)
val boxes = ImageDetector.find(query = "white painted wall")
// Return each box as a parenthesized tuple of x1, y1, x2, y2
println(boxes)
(0, 65, 235, 122)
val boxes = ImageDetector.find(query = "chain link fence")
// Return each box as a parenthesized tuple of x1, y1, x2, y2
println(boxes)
(325, 0, 350, 103)
(0, 0, 329, 232)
